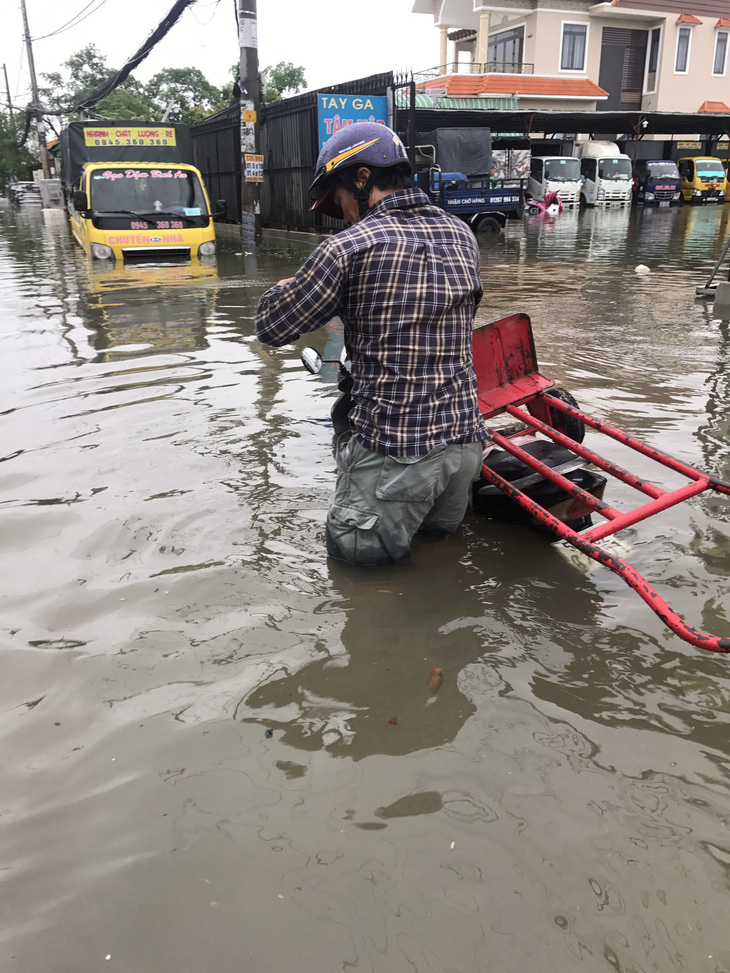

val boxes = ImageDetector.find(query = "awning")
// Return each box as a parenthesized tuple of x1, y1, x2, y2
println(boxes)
(394, 90, 518, 111)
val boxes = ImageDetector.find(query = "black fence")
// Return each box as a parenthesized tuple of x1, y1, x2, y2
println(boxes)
(192, 72, 394, 232)
(191, 102, 241, 223)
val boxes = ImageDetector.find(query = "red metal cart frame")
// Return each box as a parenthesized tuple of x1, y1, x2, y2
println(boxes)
(473, 314, 730, 653)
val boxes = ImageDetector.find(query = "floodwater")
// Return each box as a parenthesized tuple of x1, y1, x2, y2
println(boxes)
(2, 200, 730, 973)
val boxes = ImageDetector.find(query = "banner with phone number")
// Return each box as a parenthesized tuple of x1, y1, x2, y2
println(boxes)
(84, 126, 177, 147)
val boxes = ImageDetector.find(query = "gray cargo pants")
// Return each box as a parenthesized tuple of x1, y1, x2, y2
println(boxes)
(325, 434, 483, 565)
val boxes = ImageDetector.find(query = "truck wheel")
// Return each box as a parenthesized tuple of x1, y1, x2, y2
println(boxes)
(474, 215, 502, 237)
(544, 387, 585, 444)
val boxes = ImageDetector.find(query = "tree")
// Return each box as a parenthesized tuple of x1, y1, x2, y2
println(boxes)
(261, 62, 307, 103)
(39, 44, 155, 120)
(0, 113, 37, 192)
(146, 66, 224, 124)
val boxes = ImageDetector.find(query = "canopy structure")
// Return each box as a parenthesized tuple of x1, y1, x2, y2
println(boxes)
(396, 106, 730, 138)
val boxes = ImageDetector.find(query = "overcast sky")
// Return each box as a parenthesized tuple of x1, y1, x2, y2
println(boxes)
(3, 0, 438, 107)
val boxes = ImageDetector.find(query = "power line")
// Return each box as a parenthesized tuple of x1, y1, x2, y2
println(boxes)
(33, 0, 111, 41)
(190, 0, 222, 27)
(43, 0, 201, 115)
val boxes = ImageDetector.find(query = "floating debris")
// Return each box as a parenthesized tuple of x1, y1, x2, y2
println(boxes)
(428, 666, 443, 693)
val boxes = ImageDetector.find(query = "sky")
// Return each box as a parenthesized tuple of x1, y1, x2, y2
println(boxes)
(3, 0, 439, 107)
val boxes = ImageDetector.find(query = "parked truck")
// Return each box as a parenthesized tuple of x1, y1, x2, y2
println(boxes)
(677, 156, 726, 204)
(414, 127, 525, 236)
(527, 156, 582, 206)
(632, 159, 682, 206)
(575, 140, 632, 207)
(60, 120, 223, 263)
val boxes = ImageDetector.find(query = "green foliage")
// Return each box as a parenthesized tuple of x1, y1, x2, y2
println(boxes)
(146, 67, 224, 125)
(40, 43, 156, 120)
(0, 113, 37, 193)
(261, 62, 307, 103)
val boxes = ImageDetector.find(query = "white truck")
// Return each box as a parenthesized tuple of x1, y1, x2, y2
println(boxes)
(574, 140, 632, 207)
(527, 156, 582, 206)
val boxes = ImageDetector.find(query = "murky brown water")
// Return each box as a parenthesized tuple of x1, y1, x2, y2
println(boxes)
(2, 201, 730, 972)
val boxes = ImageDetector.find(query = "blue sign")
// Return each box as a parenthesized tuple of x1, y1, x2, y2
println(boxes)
(317, 94, 388, 150)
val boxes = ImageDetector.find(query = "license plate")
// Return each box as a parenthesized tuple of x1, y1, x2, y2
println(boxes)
(556, 534, 633, 574)
(659, 201, 669, 208)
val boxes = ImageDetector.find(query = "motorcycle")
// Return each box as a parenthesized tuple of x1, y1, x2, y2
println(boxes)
(525, 190, 564, 217)
(302, 312, 730, 653)
(300, 344, 605, 541)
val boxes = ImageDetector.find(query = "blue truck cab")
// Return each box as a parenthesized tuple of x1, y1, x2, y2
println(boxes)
(414, 127, 525, 237)
(633, 159, 682, 206)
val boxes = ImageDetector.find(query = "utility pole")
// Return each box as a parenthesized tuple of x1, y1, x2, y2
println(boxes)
(238, 0, 262, 247)
(2, 63, 12, 113)
(20, 0, 51, 179)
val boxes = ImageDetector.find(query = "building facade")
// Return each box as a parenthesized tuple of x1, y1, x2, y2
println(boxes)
(412, 0, 730, 113)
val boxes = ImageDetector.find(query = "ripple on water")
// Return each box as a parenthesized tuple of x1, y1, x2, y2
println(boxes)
(1, 200, 730, 972)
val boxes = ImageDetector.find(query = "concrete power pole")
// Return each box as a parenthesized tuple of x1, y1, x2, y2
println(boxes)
(238, 0, 262, 247)
(19, 0, 51, 179)
(3, 64, 12, 113)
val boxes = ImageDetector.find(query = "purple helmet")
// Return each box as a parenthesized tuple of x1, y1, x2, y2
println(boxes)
(309, 121, 411, 219)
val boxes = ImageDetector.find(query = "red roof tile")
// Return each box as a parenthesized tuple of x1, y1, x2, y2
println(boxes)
(676, 13, 702, 23)
(422, 75, 608, 99)
(716, 17, 730, 26)
(699, 100, 730, 112)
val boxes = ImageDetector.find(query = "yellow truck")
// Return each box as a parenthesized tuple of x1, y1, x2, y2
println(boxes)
(677, 156, 726, 204)
(61, 121, 223, 263)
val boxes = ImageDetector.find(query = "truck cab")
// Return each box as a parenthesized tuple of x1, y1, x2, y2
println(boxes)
(60, 121, 222, 264)
(677, 156, 726, 203)
(70, 162, 218, 263)
(575, 141, 632, 207)
(527, 156, 582, 206)
(632, 159, 681, 206)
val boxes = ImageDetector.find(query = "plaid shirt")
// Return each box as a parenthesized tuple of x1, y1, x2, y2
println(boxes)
(256, 188, 487, 456)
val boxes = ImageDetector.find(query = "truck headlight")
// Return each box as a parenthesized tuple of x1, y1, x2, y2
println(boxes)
(645, 192, 654, 200)
(90, 243, 114, 260)
(198, 241, 216, 257)
(693, 189, 702, 196)
(673, 193, 681, 200)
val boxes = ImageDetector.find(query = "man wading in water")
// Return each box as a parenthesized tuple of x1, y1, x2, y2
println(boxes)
(255, 121, 486, 565)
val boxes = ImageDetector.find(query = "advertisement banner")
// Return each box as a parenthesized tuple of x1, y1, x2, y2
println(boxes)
(83, 126, 177, 147)
(317, 94, 388, 150)
(244, 153, 264, 183)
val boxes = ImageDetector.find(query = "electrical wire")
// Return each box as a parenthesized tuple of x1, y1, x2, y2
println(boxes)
(43, 0, 201, 115)
(33, 0, 113, 41)
(190, 0, 222, 27)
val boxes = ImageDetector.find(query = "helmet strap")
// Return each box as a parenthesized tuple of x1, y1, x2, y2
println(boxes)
(337, 167, 380, 217)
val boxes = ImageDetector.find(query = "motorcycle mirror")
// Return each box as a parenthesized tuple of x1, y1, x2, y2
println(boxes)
(300, 347, 323, 374)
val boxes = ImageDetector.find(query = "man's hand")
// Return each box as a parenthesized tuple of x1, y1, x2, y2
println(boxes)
(277, 276, 295, 286)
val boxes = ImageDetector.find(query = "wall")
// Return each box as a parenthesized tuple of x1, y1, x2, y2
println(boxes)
(655, 19, 729, 112)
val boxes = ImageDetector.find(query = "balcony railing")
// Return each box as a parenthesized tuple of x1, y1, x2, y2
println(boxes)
(413, 61, 534, 83)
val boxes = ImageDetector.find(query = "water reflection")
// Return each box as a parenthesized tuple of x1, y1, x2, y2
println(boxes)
(246, 521, 607, 760)
(2, 199, 730, 973)
(81, 261, 218, 360)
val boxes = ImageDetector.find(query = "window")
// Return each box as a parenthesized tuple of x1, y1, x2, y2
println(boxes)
(488, 26, 524, 67)
(561, 23, 588, 72)
(714, 30, 728, 76)
(675, 26, 691, 73)
(645, 27, 661, 92)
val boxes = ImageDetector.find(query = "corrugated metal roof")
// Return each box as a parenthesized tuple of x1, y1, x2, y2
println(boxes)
(395, 91, 518, 110)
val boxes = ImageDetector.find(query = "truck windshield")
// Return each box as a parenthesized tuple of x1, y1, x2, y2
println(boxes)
(598, 158, 632, 180)
(646, 162, 679, 182)
(89, 168, 207, 216)
(696, 160, 724, 178)
(543, 158, 581, 182)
